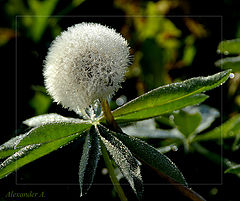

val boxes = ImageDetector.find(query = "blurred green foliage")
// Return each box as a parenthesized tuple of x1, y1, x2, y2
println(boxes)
(1, 0, 240, 200)
(215, 38, 240, 109)
(29, 86, 51, 115)
(123, 105, 240, 178)
(114, 0, 207, 91)
(173, 109, 202, 137)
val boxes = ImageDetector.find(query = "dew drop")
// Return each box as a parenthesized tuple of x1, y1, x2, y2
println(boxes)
(229, 131, 234, 136)
(224, 51, 229, 55)
(226, 160, 232, 166)
(217, 49, 221, 54)
(169, 115, 174, 121)
(230, 73, 235, 79)
(101, 168, 108, 175)
(210, 187, 218, 195)
(116, 95, 127, 106)
(171, 145, 178, 152)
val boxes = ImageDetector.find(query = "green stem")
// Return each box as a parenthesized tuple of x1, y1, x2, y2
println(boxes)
(100, 99, 122, 132)
(99, 99, 126, 200)
(100, 140, 128, 201)
(192, 142, 237, 169)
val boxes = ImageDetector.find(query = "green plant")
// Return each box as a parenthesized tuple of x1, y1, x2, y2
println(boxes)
(0, 22, 232, 201)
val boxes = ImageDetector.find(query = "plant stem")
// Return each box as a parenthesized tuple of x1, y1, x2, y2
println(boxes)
(99, 99, 127, 200)
(192, 142, 236, 169)
(100, 140, 128, 201)
(136, 157, 206, 201)
(100, 99, 122, 132)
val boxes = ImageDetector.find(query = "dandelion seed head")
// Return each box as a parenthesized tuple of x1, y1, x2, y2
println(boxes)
(43, 22, 130, 113)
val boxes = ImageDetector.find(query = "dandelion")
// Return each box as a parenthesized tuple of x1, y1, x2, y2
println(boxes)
(43, 22, 130, 116)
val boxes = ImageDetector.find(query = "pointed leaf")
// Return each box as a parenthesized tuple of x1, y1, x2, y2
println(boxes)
(103, 125, 188, 186)
(225, 164, 240, 175)
(0, 122, 91, 160)
(114, 94, 208, 123)
(23, 113, 87, 127)
(232, 133, 240, 151)
(96, 125, 143, 198)
(17, 122, 91, 147)
(193, 114, 240, 141)
(217, 39, 240, 54)
(215, 56, 240, 72)
(79, 126, 100, 196)
(0, 134, 28, 159)
(0, 132, 83, 179)
(108, 70, 230, 123)
(29, 0, 58, 42)
(122, 119, 183, 139)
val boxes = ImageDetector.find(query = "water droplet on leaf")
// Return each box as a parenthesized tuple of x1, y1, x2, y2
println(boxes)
(171, 145, 178, 152)
(230, 73, 235, 79)
(169, 115, 174, 121)
(224, 51, 229, 55)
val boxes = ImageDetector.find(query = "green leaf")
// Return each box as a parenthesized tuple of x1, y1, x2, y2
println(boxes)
(232, 134, 240, 151)
(193, 105, 220, 134)
(17, 122, 92, 147)
(122, 119, 183, 139)
(99, 124, 188, 186)
(96, 125, 143, 199)
(0, 133, 82, 179)
(114, 94, 208, 124)
(109, 70, 230, 123)
(0, 122, 91, 159)
(225, 164, 240, 175)
(182, 35, 196, 66)
(29, 91, 52, 115)
(173, 110, 202, 137)
(217, 39, 240, 54)
(0, 149, 21, 160)
(193, 114, 240, 141)
(28, 0, 59, 42)
(123, 127, 183, 139)
(56, 0, 85, 16)
(215, 56, 240, 72)
(173, 105, 219, 136)
(72, 0, 85, 6)
(79, 127, 100, 197)
(23, 113, 87, 127)
(122, 105, 219, 140)
(0, 134, 27, 159)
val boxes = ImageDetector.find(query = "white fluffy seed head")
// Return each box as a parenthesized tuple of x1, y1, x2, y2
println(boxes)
(43, 22, 130, 113)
